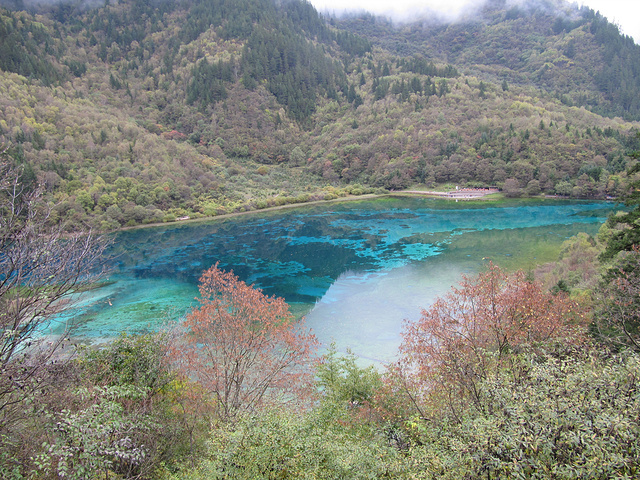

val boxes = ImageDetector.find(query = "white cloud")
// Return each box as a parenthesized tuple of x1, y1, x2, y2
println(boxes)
(577, 0, 640, 44)
(309, 0, 640, 44)
(311, 0, 482, 21)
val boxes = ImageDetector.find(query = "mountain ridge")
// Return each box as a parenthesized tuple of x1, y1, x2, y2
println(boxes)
(0, 0, 638, 230)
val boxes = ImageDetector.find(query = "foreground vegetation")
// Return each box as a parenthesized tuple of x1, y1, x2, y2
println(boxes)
(2, 0, 640, 476)
(2, 151, 640, 477)
(2, 244, 639, 479)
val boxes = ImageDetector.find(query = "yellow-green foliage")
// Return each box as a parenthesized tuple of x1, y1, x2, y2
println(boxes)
(1, 0, 638, 231)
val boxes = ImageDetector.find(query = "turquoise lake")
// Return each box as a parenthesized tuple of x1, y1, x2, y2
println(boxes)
(50, 197, 615, 364)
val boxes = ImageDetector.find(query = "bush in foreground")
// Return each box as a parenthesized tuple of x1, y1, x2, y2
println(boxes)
(406, 347, 640, 479)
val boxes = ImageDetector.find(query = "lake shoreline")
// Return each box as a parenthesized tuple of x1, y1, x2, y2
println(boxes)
(115, 190, 508, 233)
(116, 193, 383, 232)
(113, 188, 615, 235)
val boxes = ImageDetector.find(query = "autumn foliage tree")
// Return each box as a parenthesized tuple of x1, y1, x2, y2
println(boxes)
(397, 263, 586, 420)
(174, 264, 317, 422)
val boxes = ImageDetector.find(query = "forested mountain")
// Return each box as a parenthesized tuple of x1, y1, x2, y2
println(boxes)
(336, 0, 640, 120)
(0, 0, 639, 230)
(3, 2, 640, 477)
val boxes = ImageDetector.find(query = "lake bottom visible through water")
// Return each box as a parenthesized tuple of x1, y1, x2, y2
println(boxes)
(46, 198, 613, 365)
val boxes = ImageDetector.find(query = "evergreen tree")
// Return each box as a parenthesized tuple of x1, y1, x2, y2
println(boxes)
(602, 132, 640, 259)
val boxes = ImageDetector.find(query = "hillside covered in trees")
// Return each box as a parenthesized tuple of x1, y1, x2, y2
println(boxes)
(2, 0, 640, 478)
(0, 0, 639, 230)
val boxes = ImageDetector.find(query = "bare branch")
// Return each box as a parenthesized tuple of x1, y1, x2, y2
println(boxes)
(0, 155, 109, 419)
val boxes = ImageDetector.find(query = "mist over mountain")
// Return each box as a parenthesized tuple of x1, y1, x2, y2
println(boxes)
(0, 0, 638, 230)
(312, 0, 640, 44)
(334, 0, 640, 116)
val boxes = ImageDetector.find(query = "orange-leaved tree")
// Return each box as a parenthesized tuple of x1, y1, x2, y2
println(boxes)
(174, 263, 317, 422)
(397, 263, 586, 420)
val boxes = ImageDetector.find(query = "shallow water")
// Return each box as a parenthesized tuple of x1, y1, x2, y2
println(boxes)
(47, 197, 614, 363)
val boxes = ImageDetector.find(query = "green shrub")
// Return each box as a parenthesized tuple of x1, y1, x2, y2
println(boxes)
(28, 333, 208, 479)
(407, 347, 640, 479)
(168, 408, 404, 480)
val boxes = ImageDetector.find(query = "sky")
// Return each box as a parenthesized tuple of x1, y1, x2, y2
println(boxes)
(308, 0, 640, 45)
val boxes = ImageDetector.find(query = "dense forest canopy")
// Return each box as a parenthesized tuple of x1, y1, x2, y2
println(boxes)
(0, 0, 638, 232)
(2, 0, 640, 478)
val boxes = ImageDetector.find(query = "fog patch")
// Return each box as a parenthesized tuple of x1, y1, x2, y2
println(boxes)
(314, 0, 590, 27)
(314, 0, 487, 24)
